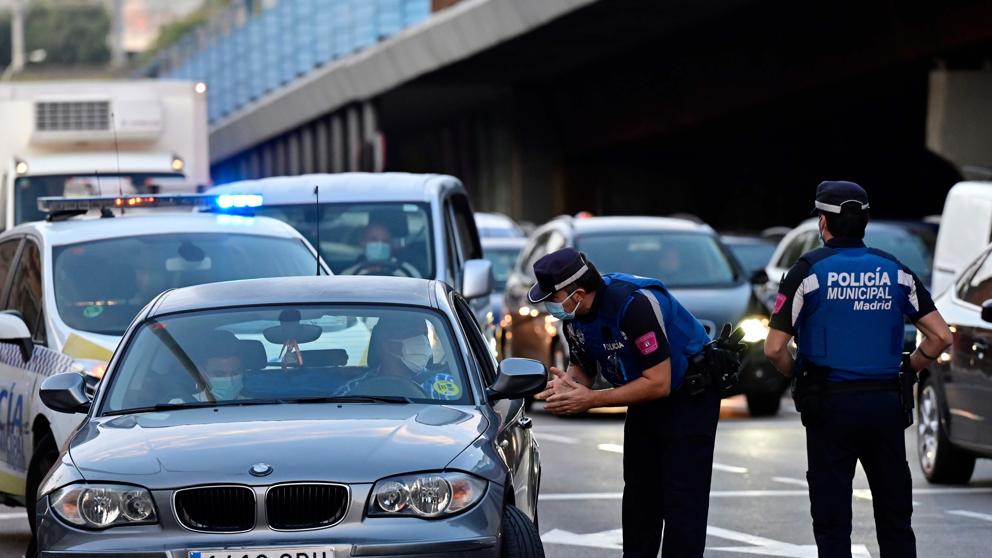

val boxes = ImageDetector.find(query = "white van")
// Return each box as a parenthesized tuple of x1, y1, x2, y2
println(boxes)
(932, 181, 992, 296)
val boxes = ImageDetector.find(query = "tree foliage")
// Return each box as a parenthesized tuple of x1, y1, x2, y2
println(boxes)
(0, 2, 111, 68)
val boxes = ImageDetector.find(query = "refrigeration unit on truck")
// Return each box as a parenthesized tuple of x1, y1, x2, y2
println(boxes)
(0, 79, 210, 229)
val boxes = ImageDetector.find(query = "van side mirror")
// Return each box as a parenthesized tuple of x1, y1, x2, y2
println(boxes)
(750, 269, 770, 285)
(981, 299, 992, 323)
(462, 259, 494, 299)
(487, 358, 547, 401)
(40, 373, 91, 414)
(0, 311, 34, 362)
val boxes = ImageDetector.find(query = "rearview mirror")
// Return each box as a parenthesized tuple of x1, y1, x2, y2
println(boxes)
(488, 358, 547, 401)
(981, 299, 992, 323)
(40, 373, 91, 414)
(0, 311, 33, 362)
(749, 269, 770, 285)
(462, 259, 494, 300)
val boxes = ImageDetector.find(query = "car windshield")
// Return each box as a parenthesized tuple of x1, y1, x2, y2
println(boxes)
(53, 234, 318, 336)
(726, 240, 777, 273)
(864, 226, 935, 286)
(484, 247, 522, 291)
(100, 305, 470, 414)
(577, 232, 739, 288)
(15, 173, 184, 225)
(254, 202, 434, 279)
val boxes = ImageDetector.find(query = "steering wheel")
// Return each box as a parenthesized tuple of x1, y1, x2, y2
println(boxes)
(352, 260, 418, 278)
(357, 375, 427, 399)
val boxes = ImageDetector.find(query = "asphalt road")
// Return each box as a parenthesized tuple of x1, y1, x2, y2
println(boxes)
(2, 395, 990, 557)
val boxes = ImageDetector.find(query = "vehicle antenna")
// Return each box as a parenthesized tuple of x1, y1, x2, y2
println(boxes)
(314, 185, 322, 276)
(95, 170, 113, 218)
(110, 110, 124, 214)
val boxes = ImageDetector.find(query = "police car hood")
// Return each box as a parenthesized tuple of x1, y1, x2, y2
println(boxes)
(670, 283, 753, 335)
(59, 331, 119, 362)
(67, 404, 487, 488)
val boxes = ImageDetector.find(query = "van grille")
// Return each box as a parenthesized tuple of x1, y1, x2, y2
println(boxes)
(266, 483, 348, 530)
(174, 486, 255, 533)
(35, 101, 110, 131)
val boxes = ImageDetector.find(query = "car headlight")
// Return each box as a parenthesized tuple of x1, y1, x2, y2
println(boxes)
(50, 484, 157, 529)
(368, 472, 487, 518)
(737, 316, 770, 343)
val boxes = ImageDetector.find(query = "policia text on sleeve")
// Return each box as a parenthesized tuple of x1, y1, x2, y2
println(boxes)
(528, 248, 745, 558)
(764, 180, 953, 558)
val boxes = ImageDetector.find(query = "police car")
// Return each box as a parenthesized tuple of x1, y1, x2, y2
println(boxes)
(0, 193, 328, 530)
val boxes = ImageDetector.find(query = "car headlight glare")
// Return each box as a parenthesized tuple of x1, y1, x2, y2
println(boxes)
(51, 484, 157, 529)
(369, 472, 486, 518)
(738, 316, 770, 343)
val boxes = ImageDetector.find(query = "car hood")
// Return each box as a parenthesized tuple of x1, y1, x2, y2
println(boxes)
(670, 283, 754, 333)
(68, 404, 487, 489)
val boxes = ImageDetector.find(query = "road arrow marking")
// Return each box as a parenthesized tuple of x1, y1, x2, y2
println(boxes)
(534, 432, 579, 444)
(947, 510, 992, 522)
(772, 476, 808, 487)
(597, 443, 624, 453)
(542, 527, 623, 550)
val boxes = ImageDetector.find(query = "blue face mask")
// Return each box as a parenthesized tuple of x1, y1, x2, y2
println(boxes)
(544, 291, 579, 321)
(365, 241, 391, 262)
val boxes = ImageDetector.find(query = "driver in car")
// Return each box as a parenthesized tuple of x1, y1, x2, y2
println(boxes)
(341, 223, 422, 278)
(335, 316, 461, 401)
(197, 331, 247, 401)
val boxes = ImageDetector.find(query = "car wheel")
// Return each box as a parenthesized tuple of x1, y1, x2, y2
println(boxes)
(26, 432, 58, 534)
(746, 391, 781, 417)
(918, 379, 976, 484)
(501, 504, 545, 558)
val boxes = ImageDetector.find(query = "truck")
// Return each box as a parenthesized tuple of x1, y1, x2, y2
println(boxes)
(0, 79, 210, 229)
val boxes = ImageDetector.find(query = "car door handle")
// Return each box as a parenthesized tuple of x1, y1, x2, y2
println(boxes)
(519, 416, 533, 429)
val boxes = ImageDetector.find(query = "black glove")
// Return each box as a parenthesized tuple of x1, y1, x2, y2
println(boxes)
(713, 323, 747, 357)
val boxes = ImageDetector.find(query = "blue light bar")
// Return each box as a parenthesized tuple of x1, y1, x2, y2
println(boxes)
(38, 194, 217, 214)
(215, 194, 264, 210)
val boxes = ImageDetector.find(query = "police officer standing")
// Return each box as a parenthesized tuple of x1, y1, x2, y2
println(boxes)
(530, 248, 743, 558)
(764, 181, 953, 558)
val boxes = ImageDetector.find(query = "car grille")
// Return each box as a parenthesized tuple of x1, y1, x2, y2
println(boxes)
(266, 483, 349, 530)
(174, 486, 255, 532)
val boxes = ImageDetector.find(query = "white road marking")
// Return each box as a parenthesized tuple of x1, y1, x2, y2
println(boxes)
(540, 486, 992, 501)
(542, 525, 872, 557)
(773, 476, 809, 487)
(947, 510, 992, 522)
(0, 512, 27, 521)
(713, 463, 749, 474)
(597, 443, 624, 453)
(853, 488, 873, 501)
(534, 432, 580, 444)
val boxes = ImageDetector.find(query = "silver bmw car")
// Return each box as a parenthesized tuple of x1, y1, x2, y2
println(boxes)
(35, 276, 546, 557)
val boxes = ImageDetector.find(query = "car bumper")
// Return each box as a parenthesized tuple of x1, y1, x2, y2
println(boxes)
(38, 484, 504, 558)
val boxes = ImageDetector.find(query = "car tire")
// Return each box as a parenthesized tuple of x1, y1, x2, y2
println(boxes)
(918, 378, 976, 484)
(26, 432, 58, 535)
(746, 391, 781, 417)
(501, 504, 545, 558)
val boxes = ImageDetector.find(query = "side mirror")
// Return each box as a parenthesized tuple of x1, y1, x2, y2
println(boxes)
(749, 269, 770, 286)
(487, 358, 548, 401)
(40, 373, 91, 414)
(0, 311, 33, 362)
(981, 299, 992, 323)
(462, 259, 494, 300)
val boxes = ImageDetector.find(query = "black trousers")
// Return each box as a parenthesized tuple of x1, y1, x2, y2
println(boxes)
(622, 386, 721, 558)
(805, 390, 916, 558)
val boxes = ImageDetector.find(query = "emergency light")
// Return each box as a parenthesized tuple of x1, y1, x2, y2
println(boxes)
(37, 193, 265, 217)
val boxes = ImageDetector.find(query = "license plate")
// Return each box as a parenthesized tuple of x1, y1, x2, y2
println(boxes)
(189, 549, 337, 558)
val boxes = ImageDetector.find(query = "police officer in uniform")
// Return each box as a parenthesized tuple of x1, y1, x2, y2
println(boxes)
(764, 181, 953, 558)
(530, 248, 743, 558)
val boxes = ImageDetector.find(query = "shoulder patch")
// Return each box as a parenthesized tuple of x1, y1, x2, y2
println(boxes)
(636, 331, 659, 355)
(773, 293, 787, 315)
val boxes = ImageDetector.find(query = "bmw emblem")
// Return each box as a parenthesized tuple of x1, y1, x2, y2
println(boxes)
(250, 463, 273, 477)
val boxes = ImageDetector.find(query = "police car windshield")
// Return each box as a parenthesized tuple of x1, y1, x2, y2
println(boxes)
(100, 305, 470, 414)
(53, 234, 318, 336)
(577, 232, 739, 288)
(252, 202, 434, 279)
(14, 173, 184, 225)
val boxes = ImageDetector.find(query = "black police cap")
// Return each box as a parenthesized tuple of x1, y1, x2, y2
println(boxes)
(528, 248, 589, 303)
(813, 180, 869, 215)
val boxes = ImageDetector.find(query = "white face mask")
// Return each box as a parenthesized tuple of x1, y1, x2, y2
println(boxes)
(210, 375, 243, 400)
(397, 335, 432, 372)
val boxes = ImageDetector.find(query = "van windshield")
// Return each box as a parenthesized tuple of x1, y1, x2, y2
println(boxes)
(15, 173, 184, 224)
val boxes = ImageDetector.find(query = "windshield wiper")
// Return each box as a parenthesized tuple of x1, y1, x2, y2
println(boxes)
(282, 395, 412, 405)
(104, 399, 283, 416)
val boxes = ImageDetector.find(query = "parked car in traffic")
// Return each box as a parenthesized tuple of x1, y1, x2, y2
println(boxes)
(0, 194, 329, 532)
(917, 243, 992, 484)
(483, 236, 528, 340)
(476, 212, 525, 238)
(34, 275, 546, 557)
(932, 181, 992, 296)
(501, 215, 780, 415)
(721, 234, 778, 276)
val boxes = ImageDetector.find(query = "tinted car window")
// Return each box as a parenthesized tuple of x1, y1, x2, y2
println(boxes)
(777, 231, 817, 269)
(485, 247, 523, 291)
(864, 226, 935, 287)
(53, 234, 319, 336)
(577, 232, 738, 288)
(958, 250, 992, 306)
(0, 239, 21, 293)
(102, 305, 470, 413)
(14, 173, 183, 225)
(8, 240, 44, 343)
(725, 240, 776, 273)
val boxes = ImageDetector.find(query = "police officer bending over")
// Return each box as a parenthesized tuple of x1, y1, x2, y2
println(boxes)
(764, 181, 953, 558)
(531, 248, 744, 558)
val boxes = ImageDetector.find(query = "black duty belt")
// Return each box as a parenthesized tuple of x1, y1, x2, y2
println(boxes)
(822, 379, 900, 395)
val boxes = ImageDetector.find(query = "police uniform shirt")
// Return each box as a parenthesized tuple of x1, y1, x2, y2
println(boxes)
(565, 291, 672, 382)
(769, 237, 936, 381)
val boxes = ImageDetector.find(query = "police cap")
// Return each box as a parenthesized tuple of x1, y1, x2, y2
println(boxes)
(813, 180, 869, 214)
